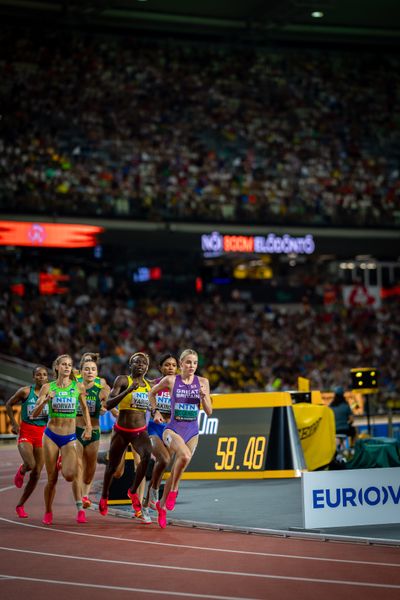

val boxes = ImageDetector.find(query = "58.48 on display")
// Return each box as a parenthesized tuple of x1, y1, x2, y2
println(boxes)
(214, 435, 267, 471)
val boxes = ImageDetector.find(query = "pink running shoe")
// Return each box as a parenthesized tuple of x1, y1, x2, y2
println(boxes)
(42, 512, 53, 525)
(76, 509, 87, 524)
(82, 496, 91, 509)
(99, 497, 108, 516)
(16, 505, 28, 518)
(14, 464, 25, 489)
(165, 490, 178, 511)
(127, 489, 142, 517)
(156, 501, 167, 529)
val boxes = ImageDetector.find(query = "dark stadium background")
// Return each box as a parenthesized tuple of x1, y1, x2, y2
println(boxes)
(0, 0, 399, 411)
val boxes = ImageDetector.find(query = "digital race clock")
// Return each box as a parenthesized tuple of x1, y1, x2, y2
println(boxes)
(182, 392, 305, 479)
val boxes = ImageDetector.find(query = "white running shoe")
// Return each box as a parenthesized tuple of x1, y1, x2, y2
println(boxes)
(135, 507, 152, 524)
(149, 487, 159, 511)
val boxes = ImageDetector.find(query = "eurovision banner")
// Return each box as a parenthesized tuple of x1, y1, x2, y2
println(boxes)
(302, 467, 400, 528)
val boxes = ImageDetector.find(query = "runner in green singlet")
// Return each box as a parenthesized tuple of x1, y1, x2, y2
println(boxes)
(74, 352, 109, 390)
(72, 358, 109, 510)
(6, 366, 48, 518)
(32, 354, 92, 525)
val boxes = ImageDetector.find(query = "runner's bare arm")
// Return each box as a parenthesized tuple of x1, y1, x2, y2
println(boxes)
(78, 383, 93, 440)
(5, 386, 29, 434)
(31, 383, 51, 419)
(199, 377, 212, 416)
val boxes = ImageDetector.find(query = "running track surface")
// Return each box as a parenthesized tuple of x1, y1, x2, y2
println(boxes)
(1, 444, 400, 600)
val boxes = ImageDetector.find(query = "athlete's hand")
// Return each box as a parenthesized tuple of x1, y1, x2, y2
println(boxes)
(199, 386, 208, 404)
(82, 427, 92, 440)
(127, 381, 139, 393)
(153, 411, 165, 424)
(11, 423, 19, 435)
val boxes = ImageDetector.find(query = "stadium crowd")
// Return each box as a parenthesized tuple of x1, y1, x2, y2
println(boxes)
(0, 282, 398, 398)
(1, 27, 400, 227)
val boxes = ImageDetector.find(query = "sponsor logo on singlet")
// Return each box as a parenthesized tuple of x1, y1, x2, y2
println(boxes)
(174, 402, 199, 421)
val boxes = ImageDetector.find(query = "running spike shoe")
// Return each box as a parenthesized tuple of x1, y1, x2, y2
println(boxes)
(148, 487, 158, 511)
(127, 489, 142, 517)
(14, 464, 25, 489)
(82, 496, 92, 508)
(16, 505, 28, 518)
(42, 512, 53, 525)
(99, 497, 108, 516)
(165, 490, 178, 511)
(156, 501, 167, 529)
(136, 507, 152, 524)
(76, 509, 87, 523)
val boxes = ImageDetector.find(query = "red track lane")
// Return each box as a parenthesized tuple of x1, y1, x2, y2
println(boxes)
(1, 444, 400, 600)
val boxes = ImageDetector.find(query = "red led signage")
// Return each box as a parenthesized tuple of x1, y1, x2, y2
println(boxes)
(39, 272, 70, 295)
(0, 221, 104, 248)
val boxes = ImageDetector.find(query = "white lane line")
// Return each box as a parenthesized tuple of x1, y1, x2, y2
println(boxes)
(0, 574, 256, 599)
(0, 517, 399, 569)
(1, 545, 400, 589)
(0, 545, 311, 581)
(0, 569, 400, 593)
(0, 479, 46, 493)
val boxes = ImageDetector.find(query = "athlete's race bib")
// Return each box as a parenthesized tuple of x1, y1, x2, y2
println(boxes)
(52, 394, 76, 414)
(27, 403, 48, 418)
(77, 398, 97, 416)
(156, 390, 171, 414)
(174, 402, 199, 421)
(131, 391, 149, 411)
(86, 399, 97, 415)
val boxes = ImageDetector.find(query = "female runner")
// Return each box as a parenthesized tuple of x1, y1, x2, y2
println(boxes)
(75, 352, 109, 389)
(144, 353, 178, 513)
(54, 352, 110, 474)
(6, 365, 48, 518)
(72, 358, 108, 509)
(148, 349, 212, 528)
(99, 352, 152, 523)
(31, 354, 92, 525)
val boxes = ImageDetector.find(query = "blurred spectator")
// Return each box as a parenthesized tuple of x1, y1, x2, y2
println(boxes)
(330, 385, 357, 445)
(0, 276, 398, 397)
(0, 27, 399, 227)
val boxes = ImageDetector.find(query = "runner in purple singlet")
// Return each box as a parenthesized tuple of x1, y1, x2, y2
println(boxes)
(148, 349, 212, 528)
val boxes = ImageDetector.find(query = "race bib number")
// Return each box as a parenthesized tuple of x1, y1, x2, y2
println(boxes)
(27, 404, 48, 418)
(52, 397, 76, 414)
(86, 399, 97, 415)
(174, 402, 199, 421)
(131, 391, 149, 411)
(156, 391, 171, 414)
